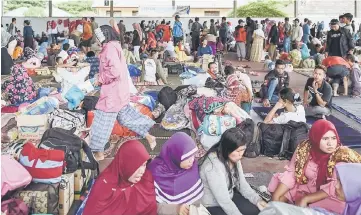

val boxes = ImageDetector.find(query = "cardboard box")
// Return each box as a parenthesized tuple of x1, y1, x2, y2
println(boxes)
(59, 173, 74, 215)
(17, 114, 49, 139)
(74, 169, 91, 200)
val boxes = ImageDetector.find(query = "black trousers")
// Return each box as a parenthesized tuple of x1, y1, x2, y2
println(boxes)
(192, 35, 200, 52)
(207, 190, 260, 215)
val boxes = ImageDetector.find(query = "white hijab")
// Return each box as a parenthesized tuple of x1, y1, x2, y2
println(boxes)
(254, 24, 265, 38)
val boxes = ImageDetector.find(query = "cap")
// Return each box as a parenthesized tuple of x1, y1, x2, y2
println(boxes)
(330, 19, 339, 25)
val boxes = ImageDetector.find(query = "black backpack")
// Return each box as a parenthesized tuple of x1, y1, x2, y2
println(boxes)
(38, 128, 99, 178)
(158, 86, 177, 111)
(246, 121, 309, 159)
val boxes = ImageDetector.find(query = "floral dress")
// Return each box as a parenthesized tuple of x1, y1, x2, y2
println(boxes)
(1, 64, 37, 105)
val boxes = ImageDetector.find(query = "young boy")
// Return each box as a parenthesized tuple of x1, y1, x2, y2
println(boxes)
(57, 43, 70, 64)
(264, 55, 274, 71)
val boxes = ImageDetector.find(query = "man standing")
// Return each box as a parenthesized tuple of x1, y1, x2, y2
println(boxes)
(302, 18, 311, 44)
(79, 17, 93, 53)
(291, 18, 303, 45)
(118, 20, 126, 46)
(7, 18, 17, 36)
(245, 17, 256, 60)
(209, 19, 217, 37)
(219, 17, 229, 53)
(343, 13, 354, 35)
(234, 20, 247, 61)
(173, 15, 183, 45)
(90, 17, 98, 44)
(283, 17, 292, 53)
(191, 17, 203, 52)
(325, 19, 354, 57)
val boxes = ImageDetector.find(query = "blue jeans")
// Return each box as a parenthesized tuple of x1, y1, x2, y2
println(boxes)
(267, 79, 279, 103)
(241, 102, 252, 114)
(302, 34, 310, 44)
(283, 37, 291, 53)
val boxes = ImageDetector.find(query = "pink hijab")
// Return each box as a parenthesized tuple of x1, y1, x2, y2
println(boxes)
(133, 23, 143, 41)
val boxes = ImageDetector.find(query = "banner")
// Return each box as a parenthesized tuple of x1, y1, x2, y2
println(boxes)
(173, 6, 191, 16)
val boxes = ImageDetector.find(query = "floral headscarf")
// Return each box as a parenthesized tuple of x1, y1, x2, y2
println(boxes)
(1, 64, 36, 105)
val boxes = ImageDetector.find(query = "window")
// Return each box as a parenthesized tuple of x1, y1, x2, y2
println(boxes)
(204, 11, 220, 16)
(132, 11, 138, 16)
(106, 11, 122, 16)
(104, 0, 110, 6)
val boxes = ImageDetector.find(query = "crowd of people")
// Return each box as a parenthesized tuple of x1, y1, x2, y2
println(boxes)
(1, 12, 361, 215)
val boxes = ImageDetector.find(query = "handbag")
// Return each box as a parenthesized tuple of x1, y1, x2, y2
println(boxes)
(189, 204, 210, 215)
(19, 142, 64, 184)
(49, 108, 86, 131)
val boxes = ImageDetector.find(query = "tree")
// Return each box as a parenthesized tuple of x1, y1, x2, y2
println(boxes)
(229, 0, 287, 18)
(4, 0, 47, 12)
(24, 7, 46, 17)
(55, 0, 94, 15)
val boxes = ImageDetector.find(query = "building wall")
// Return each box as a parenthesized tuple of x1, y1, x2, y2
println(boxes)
(95, 7, 233, 17)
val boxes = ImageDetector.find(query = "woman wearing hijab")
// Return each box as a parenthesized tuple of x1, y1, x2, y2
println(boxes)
(259, 163, 361, 215)
(83, 140, 158, 215)
(250, 24, 265, 62)
(149, 132, 203, 215)
(2, 64, 37, 105)
(147, 30, 157, 50)
(199, 128, 267, 215)
(132, 23, 142, 61)
(1, 28, 15, 75)
(109, 19, 120, 35)
(89, 25, 156, 161)
(23, 20, 34, 48)
(268, 119, 361, 214)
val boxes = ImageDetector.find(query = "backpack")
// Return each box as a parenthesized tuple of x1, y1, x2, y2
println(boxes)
(38, 128, 99, 178)
(247, 121, 309, 159)
(158, 86, 177, 111)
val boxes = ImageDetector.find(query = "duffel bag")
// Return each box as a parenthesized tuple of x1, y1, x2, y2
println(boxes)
(1, 155, 32, 197)
(259, 123, 286, 156)
(199, 115, 237, 136)
(38, 128, 98, 178)
(14, 182, 59, 214)
(49, 109, 86, 131)
(19, 142, 64, 184)
(279, 121, 309, 160)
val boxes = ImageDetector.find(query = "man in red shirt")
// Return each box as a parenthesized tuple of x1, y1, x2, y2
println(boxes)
(234, 20, 247, 61)
(79, 17, 93, 53)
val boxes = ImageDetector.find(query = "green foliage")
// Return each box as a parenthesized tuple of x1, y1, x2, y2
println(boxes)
(55, 1, 94, 15)
(23, 6, 46, 17)
(4, 0, 47, 12)
(230, 0, 287, 18)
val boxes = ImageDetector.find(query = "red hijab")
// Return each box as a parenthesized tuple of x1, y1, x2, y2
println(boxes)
(83, 141, 157, 215)
(147, 32, 156, 49)
(308, 119, 341, 189)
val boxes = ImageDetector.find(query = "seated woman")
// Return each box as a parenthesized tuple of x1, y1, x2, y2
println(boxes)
(149, 132, 203, 215)
(345, 54, 361, 97)
(83, 140, 158, 215)
(139, 39, 149, 59)
(197, 39, 213, 57)
(122, 44, 137, 65)
(205, 34, 217, 56)
(290, 44, 302, 68)
(303, 65, 333, 118)
(300, 42, 310, 60)
(224, 66, 253, 114)
(199, 128, 267, 215)
(261, 162, 361, 215)
(268, 119, 361, 215)
(174, 39, 192, 62)
(2, 63, 37, 105)
(264, 88, 306, 124)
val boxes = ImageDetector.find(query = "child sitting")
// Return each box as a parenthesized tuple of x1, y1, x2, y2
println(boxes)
(57, 43, 70, 64)
(264, 55, 274, 71)
(278, 50, 291, 63)
(12, 41, 23, 60)
(224, 65, 253, 114)
(85, 51, 100, 79)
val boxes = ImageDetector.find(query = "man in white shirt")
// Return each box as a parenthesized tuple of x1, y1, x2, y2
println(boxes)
(291, 18, 303, 45)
